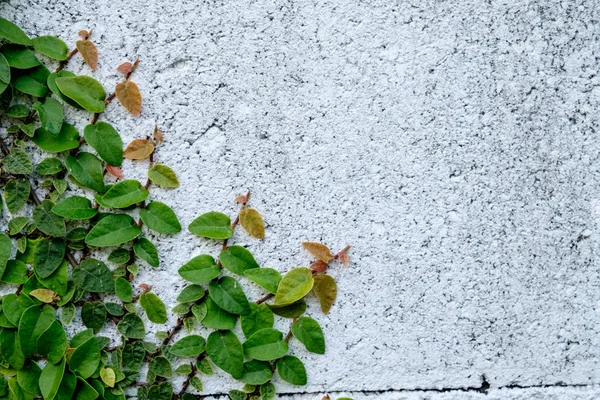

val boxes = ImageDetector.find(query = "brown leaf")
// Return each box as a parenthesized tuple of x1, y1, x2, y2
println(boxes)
(78, 30, 89, 39)
(138, 283, 152, 292)
(123, 139, 154, 160)
(106, 165, 124, 179)
(29, 289, 56, 304)
(310, 260, 328, 273)
(313, 274, 337, 314)
(117, 62, 133, 74)
(302, 242, 334, 263)
(115, 81, 142, 117)
(322, 396, 331, 400)
(239, 208, 265, 239)
(337, 250, 350, 266)
(76, 39, 98, 70)
(153, 125, 164, 142)
(234, 194, 247, 204)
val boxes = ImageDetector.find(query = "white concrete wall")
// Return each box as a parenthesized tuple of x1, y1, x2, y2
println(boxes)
(2, 0, 600, 398)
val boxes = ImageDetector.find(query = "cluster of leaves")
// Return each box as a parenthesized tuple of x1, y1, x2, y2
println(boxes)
(0, 17, 351, 400)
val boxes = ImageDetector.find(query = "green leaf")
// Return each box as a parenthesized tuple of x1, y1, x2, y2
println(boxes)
(37, 320, 67, 364)
(178, 255, 220, 283)
(100, 368, 115, 388)
(170, 335, 206, 357)
(39, 358, 65, 400)
(33, 123, 80, 153)
(83, 122, 123, 166)
(36, 158, 62, 175)
(243, 268, 281, 294)
(312, 274, 337, 314)
(18, 304, 55, 357)
(229, 390, 245, 400)
(33, 238, 65, 278)
(241, 303, 274, 338)
(260, 383, 276, 400)
(36, 259, 68, 296)
(55, 75, 106, 112)
(1, 45, 39, 68)
(60, 303, 75, 325)
(209, 276, 251, 315)
(0, 53, 9, 84)
(276, 356, 307, 385)
(0, 234, 10, 278)
(65, 152, 105, 192)
(4, 178, 29, 214)
(75, 377, 99, 400)
(117, 313, 146, 339)
(33, 200, 66, 237)
(32, 97, 63, 135)
(206, 330, 243, 379)
(2, 293, 34, 326)
(274, 267, 314, 306)
(8, 216, 28, 235)
(6, 103, 28, 118)
(177, 285, 205, 303)
(108, 248, 130, 264)
(85, 214, 141, 247)
(140, 292, 167, 324)
(47, 70, 83, 109)
(2, 260, 28, 284)
(267, 299, 307, 319)
(52, 196, 97, 220)
(115, 277, 133, 303)
(175, 364, 192, 375)
(189, 212, 233, 239)
(291, 317, 325, 354)
(147, 164, 179, 188)
(81, 301, 107, 332)
(196, 357, 213, 375)
(133, 238, 159, 267)
(191, 303, 207, 321)
(241, 360, 273, 385)
(139, 201, 181, 234)
(3, 148, 32, 174)
(69, 336, 101, 378)
(0, 329, 24, 369)
(72, 258, 114, 293)
(99, 180, 149, 208)
(0, 18, 32, 45)
(148, 356, 171, 378)
(219, 246, 259, 275)
(14, 74, 47, 96)
(201, 297, 237, 330)
(242, 328, 288, 361)
(32, 36, 68, 60)
(17, 360, 42, 396)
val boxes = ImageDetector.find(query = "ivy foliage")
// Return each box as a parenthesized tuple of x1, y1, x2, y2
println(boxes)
(0, 17, 352, 400)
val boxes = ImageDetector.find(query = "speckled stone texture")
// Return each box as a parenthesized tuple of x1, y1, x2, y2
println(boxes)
(2, 0, 600, 398)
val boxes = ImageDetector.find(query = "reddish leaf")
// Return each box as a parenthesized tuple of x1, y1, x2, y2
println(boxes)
(106, 165, 124, 179)
(115, 81, 142, 117)
(76, 39, 98, 70)
(138, 283, 152, 292)
(239, 208, 265, 239)
(78, 30, 89, 39)
(310, 260, 328, 273)
(234, 194, 247, 204)
(153, 125, 163, 142)
(117, 62, 133, 74)
(302, 242, 334, 263)
(337, 251, 350, 266)
(123, 139, 154, 160)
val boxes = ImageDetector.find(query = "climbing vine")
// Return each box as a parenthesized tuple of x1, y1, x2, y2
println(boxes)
(0, 18, 352, 400)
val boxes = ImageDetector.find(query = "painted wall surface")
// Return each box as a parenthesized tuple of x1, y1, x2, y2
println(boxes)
(2, 0, 600, 398)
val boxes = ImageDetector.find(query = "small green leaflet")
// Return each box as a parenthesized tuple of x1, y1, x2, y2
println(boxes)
(8, 216, 28, 235)
(201, 297, 237, 330)
(0, 18, 32, 45)
(178, 255, 220, 283)
(3, 147, 32, 174)
(108, 248, 131, 264)
(242, 328, 288, 361)
(32, 97, 63, 135)
(85, 214, 141, 247)
(81, 301, 107, 332)
(6, 104, 28, 117)
(65, 152, 105, 192)
(170, 335, 206, 357)
(268, 299, 307, 319)
(115, 277, 133, 303)
(32, 238, 65, 278)
(276, 356, 307, 385)
(139, 201, 181, 234)
(189, 211, 233, 239)
(140, 292, 167, 324)
(219, 246, 260, 275)
(117, 313, 146, 339)
(33, 200, 66, 238)
(208, 276, 251, 315)
(33, 123, 80, 153)
(147, 164, 179, 188)
(291, 317, 325, 354)
(36, 158, 63, 175)
(52, 196, 97, 220)
(243, 268, 281, 294)
(149, 356, 172, 378)
(55, 75, 106, 112)
(260, 382, 276, 400)
(32, 35, 68, 60)
(206, 330, 243, 379)
(176, 285, 205, 303)
(83, 122, 124, 166)
(72, 258, 114, 293)
(4, 178, 29, 213)
(240, 303, 274, 338)
(241, 360, 273, 385)
(99, 179, 149, 208)
(133, 238, 159, 267)
(274, 267, 314, 306)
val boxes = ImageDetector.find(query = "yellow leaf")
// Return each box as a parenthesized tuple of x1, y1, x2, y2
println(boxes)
(123, 139, 154, 160)
(29, 289, 55, 303)
(100, 367, 116, 387)
(302, 242, 334, 263)
(312, 274, 337, 314)
(239, 208, 265, 239)
(115, 81, 142, 117)
(76, 39, 98, 70)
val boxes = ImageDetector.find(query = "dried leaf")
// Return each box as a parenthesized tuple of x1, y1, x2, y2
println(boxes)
(123, 139, 154, 160)
(239, 208, 265, 239)
(30, 289, 56, 303)
(153, 125, 163, 142)
(302, 242, 334, 263)
(106, 165, 124, 179)
(115, 80, 142, 117)
(310, 260, 328, 273)
(117, 62, 133, 74)
(76, 39, 98, 70)
(138, 283, 152, 292)
(312, 275, 337, 314)
(337, 250, 350, 266)
(78, 30, 89, 39)
(322, 396, 331, 400)
(234, 194, 247, 204)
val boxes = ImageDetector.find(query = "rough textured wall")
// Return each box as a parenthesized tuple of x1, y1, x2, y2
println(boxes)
(2, 0, 600, 398)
